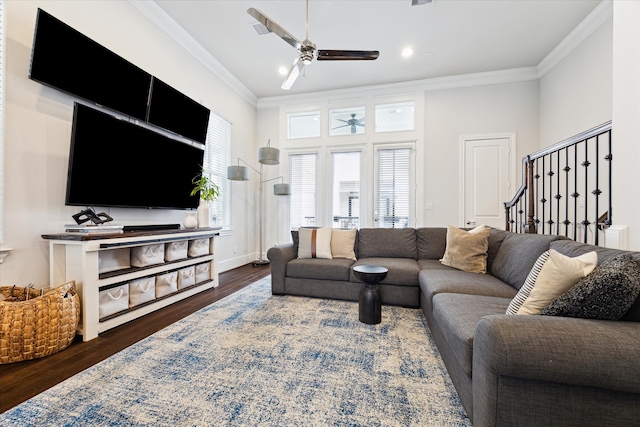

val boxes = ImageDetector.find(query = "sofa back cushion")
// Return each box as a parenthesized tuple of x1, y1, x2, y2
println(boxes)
(416, 227, 447, 260)
(357, 228, 417, 259)
(550, 239, 640, 322)
(491, 232, 567, 290)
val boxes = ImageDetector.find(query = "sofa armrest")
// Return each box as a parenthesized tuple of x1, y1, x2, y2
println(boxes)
(267, 243, 296, 294)
(473, 315, 640, 425)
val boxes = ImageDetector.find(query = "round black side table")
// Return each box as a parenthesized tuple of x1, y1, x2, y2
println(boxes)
(353, 265, 388, 325)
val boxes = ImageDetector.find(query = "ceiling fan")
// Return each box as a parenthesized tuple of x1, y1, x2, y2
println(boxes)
(247, 0, 379, 90)
(332, 113, 365, 134)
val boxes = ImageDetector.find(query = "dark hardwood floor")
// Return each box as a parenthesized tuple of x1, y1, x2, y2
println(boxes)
(0, 263, 270, 414)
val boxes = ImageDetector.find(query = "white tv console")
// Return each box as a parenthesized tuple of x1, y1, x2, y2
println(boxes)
(42, 228, 219, 341)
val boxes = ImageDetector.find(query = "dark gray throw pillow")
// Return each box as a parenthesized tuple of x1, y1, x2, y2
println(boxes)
(540, 254, 640, 320)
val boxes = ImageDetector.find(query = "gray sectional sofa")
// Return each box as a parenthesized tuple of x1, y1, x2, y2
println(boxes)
(267, 227, 640, 426)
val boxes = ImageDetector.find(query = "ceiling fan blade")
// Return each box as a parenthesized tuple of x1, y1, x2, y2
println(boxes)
(281, 58, 304, 90)
(316, 50, 380, 61)
(247, 8, 302, 50)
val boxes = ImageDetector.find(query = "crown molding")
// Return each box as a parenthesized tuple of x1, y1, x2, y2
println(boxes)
(128, 0, 258, 107)
(537, 0, 613, 77)
(257, 67, 540, 109)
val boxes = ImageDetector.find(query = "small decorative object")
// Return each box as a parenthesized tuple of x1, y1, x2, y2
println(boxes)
(190, 167, 220, 229)
(197, 199, 210, 228)
(184, 212, 197, 229)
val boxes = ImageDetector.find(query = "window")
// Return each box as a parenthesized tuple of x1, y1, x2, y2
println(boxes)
(203, 113, 231, 228)
(329, 107, 365, 136)
(289, 153, 317, 228)
(375, 102, 415, 132)
(375, 147, 412, 228)
(332, 151, 360, 228)
(288, 111, 320, 139)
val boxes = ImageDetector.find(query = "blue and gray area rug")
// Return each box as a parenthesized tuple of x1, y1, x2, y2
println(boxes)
(0, 277, 470, 426)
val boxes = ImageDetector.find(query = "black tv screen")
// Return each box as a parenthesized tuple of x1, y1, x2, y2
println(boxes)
(148, 77, 210, 145)
(66, 103, 205, 210)
(29, 8, 151, 120)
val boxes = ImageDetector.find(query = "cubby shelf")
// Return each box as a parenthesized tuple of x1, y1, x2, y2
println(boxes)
(42, 228, 219, 341)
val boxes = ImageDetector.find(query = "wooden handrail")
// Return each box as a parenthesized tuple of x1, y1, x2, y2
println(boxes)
(504, 120, 612, 242)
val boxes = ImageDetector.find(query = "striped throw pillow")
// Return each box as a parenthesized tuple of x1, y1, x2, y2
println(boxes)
(506, 250, 550, 315)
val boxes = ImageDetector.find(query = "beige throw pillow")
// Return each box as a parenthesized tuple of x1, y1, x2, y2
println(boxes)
(517, 249, 597, 315)
(331, 229, 357, 260)
(440, 225, 491, 274)
(298, 227, 333, 259)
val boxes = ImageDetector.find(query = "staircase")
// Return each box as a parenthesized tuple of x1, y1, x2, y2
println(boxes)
(505, 121, 612, 246)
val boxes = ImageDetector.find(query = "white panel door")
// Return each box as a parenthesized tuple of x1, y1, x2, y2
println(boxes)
(461, 136, 514, 229)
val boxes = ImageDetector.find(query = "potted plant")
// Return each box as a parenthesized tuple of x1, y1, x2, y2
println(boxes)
(190, 169, 220, 228)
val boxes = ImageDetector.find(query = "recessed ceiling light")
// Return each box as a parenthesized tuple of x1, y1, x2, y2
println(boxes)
(402, 47, 414, 58)
(278, 66, 289, 75)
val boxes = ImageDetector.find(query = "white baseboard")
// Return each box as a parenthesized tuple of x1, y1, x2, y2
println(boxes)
(218, 252, 267, 273)
(604, 225, 629, 249)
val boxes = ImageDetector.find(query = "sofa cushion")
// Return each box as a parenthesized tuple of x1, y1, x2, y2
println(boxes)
(287, 258, 354, 281)
(541, 254, 640, 320)
(298, 227, 333, 259)
(550, 239, 640, 321)
(419, 269, 517, 314)
(517, 250, 597, 315)
(490, 232, 566, 290)
(417, 259, 459, 271)
(357, 228, 417, 259)
(487, 228, 509, 273)
(331, 228, 357, 260)
(440, 225, 491, 273)
(416, 227, 447, 260)
(350, 257, 420, 286)
(506, 251, 550, 314)
(432, 293, 510, 376)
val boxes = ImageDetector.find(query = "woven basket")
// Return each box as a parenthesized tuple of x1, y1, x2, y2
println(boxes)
(0, 281, 80, 364)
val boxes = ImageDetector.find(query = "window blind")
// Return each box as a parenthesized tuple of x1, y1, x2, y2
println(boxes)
(375, 148, 411, 228)
(289, 153, 317, 228)
(332, 151, 360, 228)
(203, 113, 231, 228)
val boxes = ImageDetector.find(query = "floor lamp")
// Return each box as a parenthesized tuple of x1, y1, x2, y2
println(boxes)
(227, 141, 291, 266)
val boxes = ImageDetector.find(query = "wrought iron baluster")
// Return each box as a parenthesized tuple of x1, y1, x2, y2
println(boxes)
(594, 136, 600, 246)
(563, 148, 571, 236)
(582, 140, 590, 243)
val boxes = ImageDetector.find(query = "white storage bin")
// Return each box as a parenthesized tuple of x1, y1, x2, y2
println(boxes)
(155, 271, 178, 298)
(131, 244, 164, 267)
(195, 262, 210, 283)
(164, 240, 188, 262)
(177, 266, 195, 290)
(129, 277, 156, 307)
(188, 238, 210, 258)
(99, 284, 129, 319)
(98, 248, 131, 274)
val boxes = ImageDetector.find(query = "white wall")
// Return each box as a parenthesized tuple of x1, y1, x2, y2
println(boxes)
(611, 1, 640, 249)
(539, 17, 613, 146)
(1, 1, 257, 287)
(257, 79, 540, 247)
(423, 81, 539, 226)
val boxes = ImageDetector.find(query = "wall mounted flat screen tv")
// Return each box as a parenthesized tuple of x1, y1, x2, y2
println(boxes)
(29, 8, 151, 121)
(66, 103, 204, 210)
(148, 77, 210, 145)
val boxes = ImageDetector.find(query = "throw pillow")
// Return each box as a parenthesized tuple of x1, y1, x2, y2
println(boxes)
(505, 250, 550, 315)
(331, 229, 357, 260)
(298, 227, 332, 259)
(517, 249, 597, 315)
(540, 254, 640, 320)
(440, 225, 491, 274)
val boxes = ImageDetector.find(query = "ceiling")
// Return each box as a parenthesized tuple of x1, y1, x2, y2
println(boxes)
(152, 0, 603, 99)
